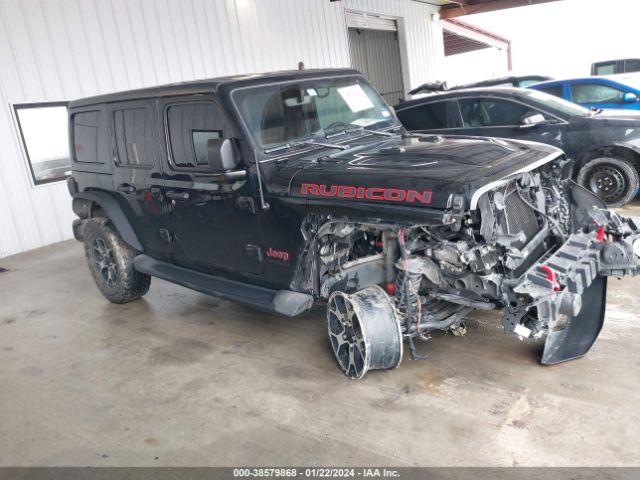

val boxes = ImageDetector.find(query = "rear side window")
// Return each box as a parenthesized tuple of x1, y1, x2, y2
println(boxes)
(166, 102, 226, 168)
(594, 63, 616, 75)
(73, 110, 107, 164)
(113, 107, 153, 167)
(571, 83, 625, 104)
(624, 59, 640, 73)
(518, 79, 542, 88)
(396, 101, 458, 130)
(537, 85, 564, 98)
(536, 85, 563, 98)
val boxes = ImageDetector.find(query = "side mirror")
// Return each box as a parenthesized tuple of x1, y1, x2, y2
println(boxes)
(623, 92, 638, 103)
(207, 138, 240, 172)
(207, 138, 246, 182)
(519, 113, 546, 128)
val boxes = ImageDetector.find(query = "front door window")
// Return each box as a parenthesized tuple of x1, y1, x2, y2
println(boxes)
(458, 98, 539, 127)
(166, 102, 227, 170)
(571, 84, 625, 104)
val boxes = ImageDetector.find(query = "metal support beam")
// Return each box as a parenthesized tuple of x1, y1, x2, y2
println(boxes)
(442, 18, 512, 70)
(441, 0, 561, 19)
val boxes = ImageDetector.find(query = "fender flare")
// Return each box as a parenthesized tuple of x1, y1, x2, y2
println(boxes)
(73, 190, 144, 252)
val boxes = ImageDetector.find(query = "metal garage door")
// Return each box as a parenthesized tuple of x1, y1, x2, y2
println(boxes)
(347, 12, 405, 105)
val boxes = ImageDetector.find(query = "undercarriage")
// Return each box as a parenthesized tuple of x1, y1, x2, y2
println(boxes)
(314, 158, 640, 378)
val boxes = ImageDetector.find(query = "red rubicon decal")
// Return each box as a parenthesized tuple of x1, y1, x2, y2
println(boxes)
(300, 182, 433, 204)
(266, 247, 290, 262)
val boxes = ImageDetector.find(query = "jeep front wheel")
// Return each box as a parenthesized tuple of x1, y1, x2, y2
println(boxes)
(327, 286, 403, 379)
(82, 217, 151, 304)
(577, 157, 639, 207)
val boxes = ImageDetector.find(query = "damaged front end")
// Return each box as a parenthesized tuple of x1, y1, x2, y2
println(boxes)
(307, 157, 640, 378)
(507, 200, 640, 364)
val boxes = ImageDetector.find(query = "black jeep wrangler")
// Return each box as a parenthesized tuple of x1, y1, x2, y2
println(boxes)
(68, 68, 640, 378)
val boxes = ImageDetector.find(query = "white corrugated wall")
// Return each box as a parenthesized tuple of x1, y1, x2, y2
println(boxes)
(0, 0, 443, 259)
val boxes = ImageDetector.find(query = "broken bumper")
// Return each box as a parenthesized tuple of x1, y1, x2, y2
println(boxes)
(510, 209, 640, 364)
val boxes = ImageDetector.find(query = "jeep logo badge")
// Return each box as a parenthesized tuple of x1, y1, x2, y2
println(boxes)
(266, 247, 290, 262)
(300, 182, 433, 204)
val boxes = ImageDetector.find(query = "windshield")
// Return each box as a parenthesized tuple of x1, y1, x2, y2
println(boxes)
(522, 89, 591, 116)
(232, 76, 396, 151)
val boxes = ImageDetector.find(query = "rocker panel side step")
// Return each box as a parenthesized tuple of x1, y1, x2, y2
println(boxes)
(133, 255, 314, 317)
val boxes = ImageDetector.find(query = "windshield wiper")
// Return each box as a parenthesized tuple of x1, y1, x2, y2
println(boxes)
(362, 127, 398, 137)
(316, 137, 393, 163)
(325, 125, 401, 139)
(265, 138, 350, 156)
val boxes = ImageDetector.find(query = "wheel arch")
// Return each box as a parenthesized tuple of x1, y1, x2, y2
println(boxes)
(72, 190, 144, 252)
(578, 143, 640, 173)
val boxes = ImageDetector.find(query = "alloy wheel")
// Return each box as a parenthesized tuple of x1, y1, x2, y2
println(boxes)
(92, 237, 118, 287)
(327, 292, 367, 378)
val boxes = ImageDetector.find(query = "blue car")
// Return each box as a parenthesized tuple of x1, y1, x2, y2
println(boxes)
(529, 76, 640, 111)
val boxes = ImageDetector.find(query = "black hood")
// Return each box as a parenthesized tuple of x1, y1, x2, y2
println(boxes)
(265, 135, 562, 210)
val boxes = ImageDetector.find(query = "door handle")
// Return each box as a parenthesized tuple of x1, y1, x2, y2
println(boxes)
(166, 190, 190, 201)
(244, 244, 263, 262)
(117, 183, 136, 194)
(237, 196, 256, 213)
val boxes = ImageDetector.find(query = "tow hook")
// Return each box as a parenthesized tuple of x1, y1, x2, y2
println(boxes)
(538, 265, 561, 292)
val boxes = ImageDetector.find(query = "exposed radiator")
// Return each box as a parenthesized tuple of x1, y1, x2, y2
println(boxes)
(503, 187, 539, 248)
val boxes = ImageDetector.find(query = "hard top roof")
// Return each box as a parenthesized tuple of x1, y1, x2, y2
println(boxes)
(69, 68, 361, 108)
(593, 58, 640, 64)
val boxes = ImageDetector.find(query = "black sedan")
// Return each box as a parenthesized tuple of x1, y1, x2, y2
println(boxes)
(395, 87, 640, 206)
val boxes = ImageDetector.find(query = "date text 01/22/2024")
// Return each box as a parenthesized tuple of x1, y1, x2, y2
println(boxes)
(232, 468, 400, 478)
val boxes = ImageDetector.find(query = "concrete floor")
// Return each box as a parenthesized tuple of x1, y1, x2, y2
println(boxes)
(1, 205, 640, 466)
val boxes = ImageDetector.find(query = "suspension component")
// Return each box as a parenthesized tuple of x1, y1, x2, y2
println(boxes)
(394, 262, 422, 318)
(397, 229, 427, 359)
(384, 231, 398, 295)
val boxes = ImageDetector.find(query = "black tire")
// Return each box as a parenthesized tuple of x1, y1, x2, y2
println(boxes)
(82, 217, 151, 304)
(577, 157, 639, 207)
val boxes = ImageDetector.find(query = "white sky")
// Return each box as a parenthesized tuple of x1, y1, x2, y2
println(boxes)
(445, 0, 639, 83)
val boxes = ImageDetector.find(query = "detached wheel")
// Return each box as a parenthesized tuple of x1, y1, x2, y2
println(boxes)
(83, 217, 151, 304)
(327, 286, 403, 379)
(577, 157, 639, 207)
